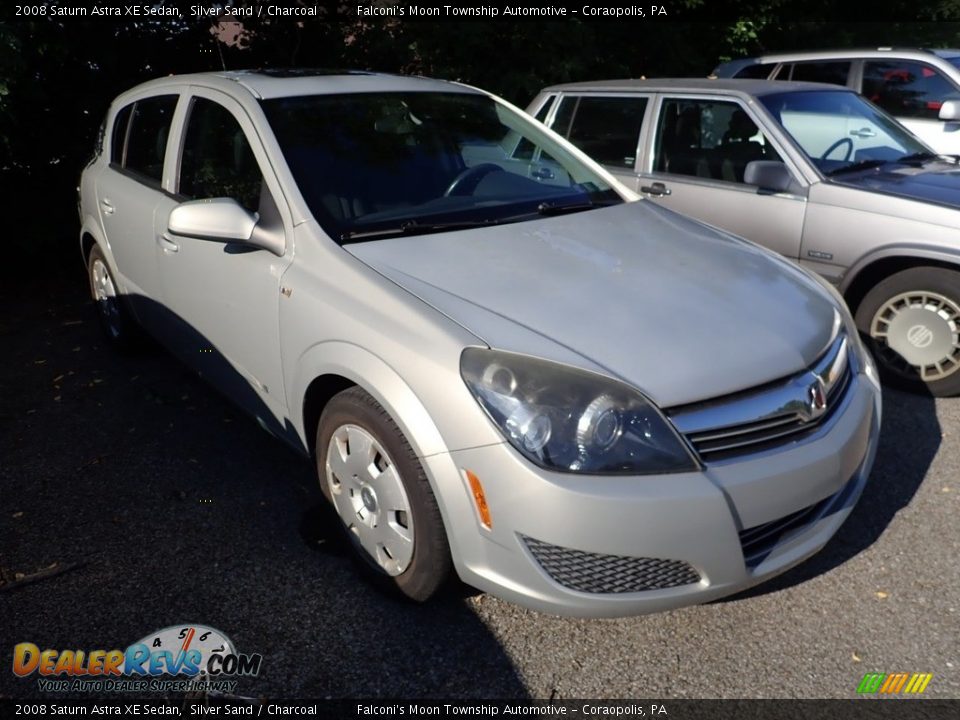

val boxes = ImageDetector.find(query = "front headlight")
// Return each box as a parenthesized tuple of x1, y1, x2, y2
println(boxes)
(460, 349, 699, 475)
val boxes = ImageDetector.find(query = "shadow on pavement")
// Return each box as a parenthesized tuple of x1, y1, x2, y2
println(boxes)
(0, 271, 527, 699)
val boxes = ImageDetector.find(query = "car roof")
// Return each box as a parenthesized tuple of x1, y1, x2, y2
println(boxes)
(540, 77, 852, 97)
(118, 69, 481, 101)
(738, 47, 960, 62)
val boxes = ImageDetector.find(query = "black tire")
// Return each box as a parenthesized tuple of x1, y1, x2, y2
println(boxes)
(316, 386, 452, 601)
(854, 267, 960, 397)
(86, 244, 140, 349)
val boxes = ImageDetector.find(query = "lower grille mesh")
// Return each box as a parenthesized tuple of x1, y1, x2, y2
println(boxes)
(522, 536, 701, 594)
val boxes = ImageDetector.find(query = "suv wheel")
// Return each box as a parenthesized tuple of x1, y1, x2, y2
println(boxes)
(855, 267, 960, 397)
(87, 245, 138, 347)
(316, 387, 451, 601)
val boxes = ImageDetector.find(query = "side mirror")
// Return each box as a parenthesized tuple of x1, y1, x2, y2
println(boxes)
(939, 100, 960, 121)
(169, 198, 258, 242)
(744, 160, 793, 193)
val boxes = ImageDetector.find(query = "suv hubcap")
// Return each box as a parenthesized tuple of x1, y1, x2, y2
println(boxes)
(325, 424, 414, 576)
(870, 290, 960, 382)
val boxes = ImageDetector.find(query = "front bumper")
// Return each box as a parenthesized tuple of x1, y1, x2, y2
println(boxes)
(425, 370, 881, 617)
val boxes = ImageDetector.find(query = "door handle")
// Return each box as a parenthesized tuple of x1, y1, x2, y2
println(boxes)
(100, 198, 115, 215)
(531, 167, 555, 180)
(850, 127, 876, 138)
(640, 182, 671, 197)
(158, 233, 180, 254)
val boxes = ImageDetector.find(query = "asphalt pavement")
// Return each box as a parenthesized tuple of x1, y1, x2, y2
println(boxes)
(1, 270, 957, 700)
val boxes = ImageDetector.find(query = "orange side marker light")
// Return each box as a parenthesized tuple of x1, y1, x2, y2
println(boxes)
(465, 470, 492, 529)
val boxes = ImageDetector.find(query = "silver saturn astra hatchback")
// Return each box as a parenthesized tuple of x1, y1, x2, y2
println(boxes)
(79, 70, 881, 617)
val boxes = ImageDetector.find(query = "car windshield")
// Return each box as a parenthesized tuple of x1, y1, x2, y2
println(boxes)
(945, 56, 960, 71)
(758, 90, 933, 175)
(261, 91, 623, 242)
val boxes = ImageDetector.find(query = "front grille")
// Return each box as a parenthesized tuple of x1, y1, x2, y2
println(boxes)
(522, 536, 700, 594)
(669, 334, 853, 462)
(738, 475, 857, 568)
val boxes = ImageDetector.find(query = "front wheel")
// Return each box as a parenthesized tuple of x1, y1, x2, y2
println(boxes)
(854, 267, 960, 397)
(316, 387, 451, 601)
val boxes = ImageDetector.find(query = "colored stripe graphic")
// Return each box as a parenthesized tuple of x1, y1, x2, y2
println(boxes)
(857, 672, 932, 694)
(857, 673, 886, 693)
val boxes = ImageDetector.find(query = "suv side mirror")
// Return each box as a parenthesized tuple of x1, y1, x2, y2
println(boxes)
(744, 160, 793, 193)
(939, 100, 960, 122)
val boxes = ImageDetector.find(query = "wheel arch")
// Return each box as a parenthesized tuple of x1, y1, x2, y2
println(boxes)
(292, 342, 450, 463)
(841, 246, 960, 314)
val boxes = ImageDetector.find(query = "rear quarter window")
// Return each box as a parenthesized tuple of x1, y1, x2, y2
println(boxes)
(733, 63, 776, 79)
(783, 61, 852, 87)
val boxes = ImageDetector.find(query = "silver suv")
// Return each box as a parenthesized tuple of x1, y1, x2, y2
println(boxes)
(79, 71, 880, 616)
(713, 48, 960, 155)
(530, 78, 960, 396)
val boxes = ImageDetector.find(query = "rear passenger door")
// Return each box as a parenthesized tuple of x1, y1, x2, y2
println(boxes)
(635, 95, 807, 260)
(96, 93, 181, 332)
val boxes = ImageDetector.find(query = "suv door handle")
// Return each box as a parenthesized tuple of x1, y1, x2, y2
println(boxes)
(100, 198, 115, 215)
(640, 182, 671, 197)
(158, 233, 180, 254)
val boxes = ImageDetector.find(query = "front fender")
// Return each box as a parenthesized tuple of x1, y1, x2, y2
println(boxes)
(288, 340, 451, 461)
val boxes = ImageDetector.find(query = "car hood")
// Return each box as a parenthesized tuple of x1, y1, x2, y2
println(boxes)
(832, 158, 960, 209)
(346, 201, 838, 408)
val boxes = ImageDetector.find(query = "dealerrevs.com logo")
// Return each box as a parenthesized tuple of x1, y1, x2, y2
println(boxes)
(13, 624, 262, 693)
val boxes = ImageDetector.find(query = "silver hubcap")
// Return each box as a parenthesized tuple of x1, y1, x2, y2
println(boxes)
(91, 259, 121, 338)
(870, 290, 960, 382)
(324, 424, 414, 576)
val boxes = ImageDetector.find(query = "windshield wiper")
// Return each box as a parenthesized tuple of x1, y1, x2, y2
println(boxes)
(826, 159, 888, 176)
(897, 151, 941, 164)
(536, 198, 620, 216)
(341, 218, 501, 242)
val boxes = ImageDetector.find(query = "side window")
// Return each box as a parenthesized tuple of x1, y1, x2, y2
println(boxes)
(787, 61, 851, 87)
(653, 98, 782, 184)
(179, 97, 262, 213)
(123, 95, 178, 182)
(862, 60, 960, 119)
(734, 63, 776, 79)
(110, 104, 133, 165)
(565, 96, 648, 168)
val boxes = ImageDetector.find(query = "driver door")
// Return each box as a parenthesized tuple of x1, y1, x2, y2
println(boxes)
(158, 89, 293, 431)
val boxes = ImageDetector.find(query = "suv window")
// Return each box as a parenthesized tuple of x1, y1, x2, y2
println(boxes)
(733, 63, 776, 79)
(862, 60, 960, 120)
(653, 98, 782, 183)
(565, 96, 648, 168)
(782, 61, 851, 87)
(179, 97, 263, 213)
(123, 95, 178, 182)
